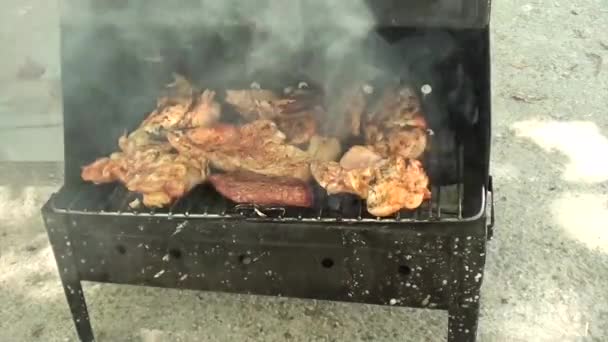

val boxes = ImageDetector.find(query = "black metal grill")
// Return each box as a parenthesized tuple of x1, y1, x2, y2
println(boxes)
(42, 1, 495, 341)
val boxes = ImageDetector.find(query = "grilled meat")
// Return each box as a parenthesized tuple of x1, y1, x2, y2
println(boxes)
(140, 89, 221, 136)
(365, 125, 427, 160)
(339, 145, 382, 170)
(275, 111, 319, 145)
(366, 85, 425, 129)
(225, 88, 321, 144)
(366, 157, 430, 217)
(225, 89, 284, 121)
(209, 171, 313, 207)
(81, 75, 216, 208)
(363, 85, 428, 159)
(310, 160, 373, 199)
(81, 143, 208, 207)
(168, 120, 312, 181)
(311, 152, 430, 216)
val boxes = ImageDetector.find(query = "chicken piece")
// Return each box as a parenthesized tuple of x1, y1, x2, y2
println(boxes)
(226, 88, 320, 144)
(140, 89, 221, 136)
(385, 128, 427, 160)
(366, 158, 429, 216)
(185, 123, 242, 147)
(367, 85, 426, 130)
(209, 171, 313, 207)
(137, 74, 220, 136)
(339, 145, 382, 170)
(307, 135, 342, 162)
(275, 111, 319, 145)
(362, 85, 428, 160)
(224, 89, 285, 120)
(81, 156, 119, 184)
(81, 144, 208, 207)
(167, 120, 312, 181)
(182, 90, 221, 128)
(365, 125, 427, 160)
(311, 156, 430, 216)
(124, 153, 208, 207)
(310, 160, 374, 198)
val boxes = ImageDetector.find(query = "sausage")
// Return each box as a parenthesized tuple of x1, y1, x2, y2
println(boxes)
(209, 171, 313, 208)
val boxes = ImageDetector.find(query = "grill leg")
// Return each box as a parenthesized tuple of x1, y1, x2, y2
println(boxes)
(447, 305, 479, 341)
(60, 278, 95, 342)
(44, 217, 96, 342)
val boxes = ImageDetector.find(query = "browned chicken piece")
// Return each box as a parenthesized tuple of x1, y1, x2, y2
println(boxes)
(365, 125, 427, 160)
(225, 89, 321, 144)
(140, 89, 221, 136)
(123, 153, 208, 207)
(182, 90, 221, 128)
(366, 158, 430, 217)
(307, 135, 342, 162)
(275, 111, 319, 145)
(311, 155, 430, 216)
(81, 144, 208, 207)
(339, 145, 382, 170)
(224, 89, 285, 121)
(167, 120, 312, 181)
(310, 160, 374, 198)
(367, 85, 426, 130)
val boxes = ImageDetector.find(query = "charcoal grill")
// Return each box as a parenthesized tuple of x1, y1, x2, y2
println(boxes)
(42, 1, 495, 341)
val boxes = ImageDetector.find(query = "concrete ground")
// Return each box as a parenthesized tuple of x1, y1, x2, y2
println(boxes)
(1, 0, 608, 341)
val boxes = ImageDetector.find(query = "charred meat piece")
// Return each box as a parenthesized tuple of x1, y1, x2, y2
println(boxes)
(224, 89, 283, 121)
(367, 85, 426, 130)
(81, 144, 208, 207)
(365, 125, 427, 160)
(225, 88, 321, 144)
(137, 74, 220, 137)
(275, 111, 319, 145)
(209, 171, 313, 207)
(311, 153, 430, 216)
(168, 120, 312, 181)
(140, 89, 221, 136)
(225, 88, 321, 120)
(363, 85, 428, 160)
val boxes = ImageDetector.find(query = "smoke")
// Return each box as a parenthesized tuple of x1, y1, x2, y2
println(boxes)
(64, 0, 377, 85)
(60, 0, 477, 186)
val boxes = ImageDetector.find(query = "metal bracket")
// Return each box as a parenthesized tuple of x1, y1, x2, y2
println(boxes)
(486, 175, 495, 240)
(233, 204, 286, 219)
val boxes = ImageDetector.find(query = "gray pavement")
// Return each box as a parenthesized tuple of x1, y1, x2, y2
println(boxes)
(1, 0, 608, 341)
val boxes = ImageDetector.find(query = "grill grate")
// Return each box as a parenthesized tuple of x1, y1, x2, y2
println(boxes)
(51, 129, 482, 223)
(52, 182, 479, 222)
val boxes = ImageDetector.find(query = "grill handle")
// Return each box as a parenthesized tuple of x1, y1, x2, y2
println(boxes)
(486, 175, 495, 240)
